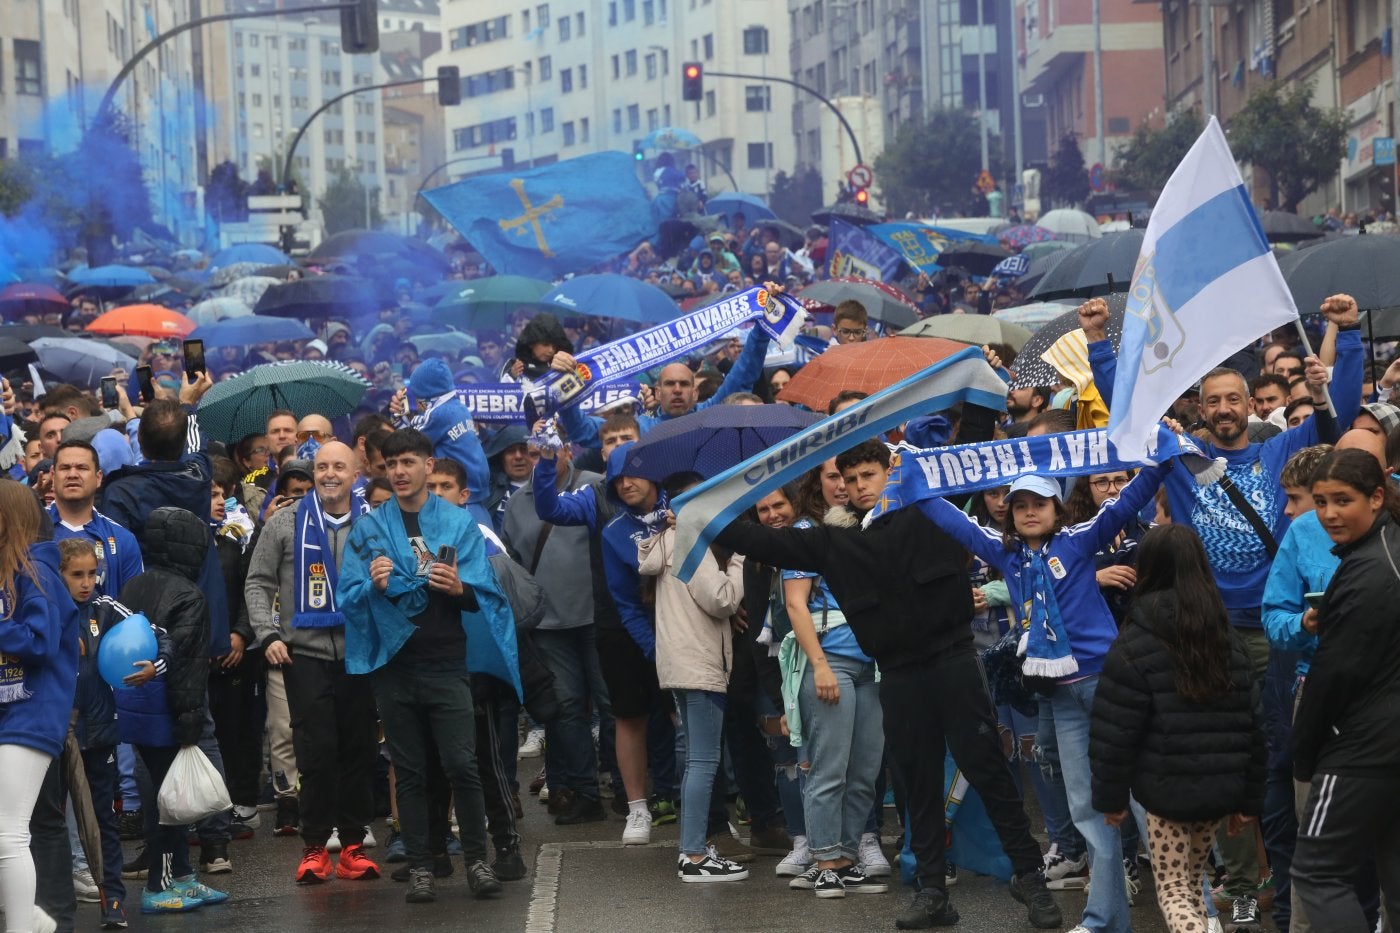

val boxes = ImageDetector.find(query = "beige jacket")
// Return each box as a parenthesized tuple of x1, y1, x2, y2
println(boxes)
(637, 528, 745, 694)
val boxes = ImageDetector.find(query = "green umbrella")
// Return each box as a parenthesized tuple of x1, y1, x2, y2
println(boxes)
(433, 275, 552, 332)
(900, 314, 1034, 352)
(197, 360, 370, 443)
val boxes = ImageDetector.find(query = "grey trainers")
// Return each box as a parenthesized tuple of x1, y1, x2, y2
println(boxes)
(404, 868, 435, 903)
(465, 860, 503, 898)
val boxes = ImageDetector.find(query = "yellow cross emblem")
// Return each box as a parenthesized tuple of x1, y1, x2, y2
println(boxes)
(498, 178, 565, 257)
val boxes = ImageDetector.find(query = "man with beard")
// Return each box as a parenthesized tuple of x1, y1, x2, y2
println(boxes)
(1004, 386, 1052, 437)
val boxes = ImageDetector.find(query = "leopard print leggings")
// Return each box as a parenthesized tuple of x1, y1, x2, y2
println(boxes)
(1145, 814, 1217, 933)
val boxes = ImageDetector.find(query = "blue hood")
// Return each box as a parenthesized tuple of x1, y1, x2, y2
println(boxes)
(903, 415, 953, 449)
(604, 442, 636, 506)
(409, 357, 455, 399)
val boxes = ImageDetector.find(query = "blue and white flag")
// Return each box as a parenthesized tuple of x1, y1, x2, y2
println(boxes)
(992, 254, 1030, 278)
(423, 151, 655, 279)
(1108, 116, 1298, 459)
(827, 219, 906, 281)
(670, 347, 1009, 581)
(867, 222, 997, 275)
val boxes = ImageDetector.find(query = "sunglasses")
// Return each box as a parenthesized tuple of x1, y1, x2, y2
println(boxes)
(296, 430, 331, 443)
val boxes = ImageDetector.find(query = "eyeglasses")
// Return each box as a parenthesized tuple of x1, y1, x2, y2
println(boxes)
(296, 430, 331, 443)
(249, 447, 271, 457)
(835, 328, 867, 339)
(1088, 476, 1131, 492)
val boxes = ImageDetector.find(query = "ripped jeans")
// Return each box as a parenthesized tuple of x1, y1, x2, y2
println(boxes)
(758, 690, 806, 839)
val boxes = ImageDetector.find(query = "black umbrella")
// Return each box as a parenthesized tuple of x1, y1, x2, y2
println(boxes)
(308, 229, 450, 276)
(1028, 230, 1144, 301)
(1259, 210, 1323, 244)
(621, 404, 823, 482)
(0, 337, 39, 371)
(1007, 293, 1126, 389)
(938, 242, 1012, 277)
(253, 275, 380, 319)
(1276, 234, 1400, 319)
(811, 203, 881, 226)
(1, 323, 69, 342)
(1017, 249, 1074, 296)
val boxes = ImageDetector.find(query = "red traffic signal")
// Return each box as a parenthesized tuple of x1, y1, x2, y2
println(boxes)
(682, 62, 703, 102)
(854, 188, 869, 206)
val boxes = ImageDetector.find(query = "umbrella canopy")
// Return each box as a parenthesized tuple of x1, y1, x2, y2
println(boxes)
(541, 274, 679, 324)
(86, 304, 195, 339)
(0, 283, 68, 322)
(938, 242, 1012, 277)
(67, 265, 156, 289)
(191, 316, 314, 348)
(900, 314, 1034, 352)
(308, 229, 450, 276)
(0, 336, 39, 371)
(1017, 248, 1074, 296)
(209, 243, 291, 271)
(253, 275, 379, 319)
(1276, 234, 1400, 318)
(197, 360, 371, 443)
(0, 323, 68, 342)
(705, 192, 776, 223)
(405, 330, 476, 358)
(433, 275, 552, 331)
(1020, 240, 1078, 260)
(620, 403, 823, 482)
(925, 217, 1007, 237)
(992, 300, 1077, 332)
(777, 336, 972, 410)
(1035, 209, 1103, 242)
(1028, 230, 1144, 300)
(30, 337, 138, 388)
(216, 275, 281, 309)
(998, 225, 1059, 250)
(799, 279, 920, 328)
(641, 126, 703, 150)
(209, 262, 269, 288)
(758, 219, 808, 251)
(186, 296, 254, 327)
(1259, 210, 1323, 244)
(811, 203, 880, 226)
(1007, 294, 1125, 389)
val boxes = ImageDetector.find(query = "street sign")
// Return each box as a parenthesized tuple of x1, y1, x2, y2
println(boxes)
(976, 170, 995, 194)
(1089, 162, 1105, 192)
(847, 163, 873, 189)
(1375, 137, 1396, 166)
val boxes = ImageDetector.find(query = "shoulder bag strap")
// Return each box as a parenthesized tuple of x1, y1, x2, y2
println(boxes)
(1217, 473, 1278, 560)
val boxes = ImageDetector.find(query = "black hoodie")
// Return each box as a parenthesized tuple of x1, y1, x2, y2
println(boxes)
(514, 313, 574, 381)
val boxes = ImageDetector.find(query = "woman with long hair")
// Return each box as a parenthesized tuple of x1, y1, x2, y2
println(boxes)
(0, 482, 80, 933)
(1089, 524, 1263, 932)
(1290, 449, 1400, 931)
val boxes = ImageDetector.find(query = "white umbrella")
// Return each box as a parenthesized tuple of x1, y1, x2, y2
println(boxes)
(216, 276, 281, 309)
(187, 296, 254, 326)
(993, 300, 1078, 332)
(1036, 209, 1103, 242)
(922, 217, 1009, 237)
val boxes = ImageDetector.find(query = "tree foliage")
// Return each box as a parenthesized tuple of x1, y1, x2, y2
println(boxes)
(769, 166, 825, 227)
(1111, 110, 1203, 193)
(1229, 80, 1348, 211)
(874, 107, 1002, 218)
(1043, 134, 1089, 208)
(317, 168, 382, 235)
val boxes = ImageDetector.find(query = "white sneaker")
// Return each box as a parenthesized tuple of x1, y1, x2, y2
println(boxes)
(517, 728, 545, 758)
(362, 824, 377, 848)
(775, 836, 812, 877)
(326, 828, 341, 852)
(1206, 918, 1224, 933)
(622, 809, 651, 845)
(538, 783, 550, 802)
(677, 847, 749, 883)
(32, 907, 57, 933)
(73, 867, 100, 902)
(858, 831, 891, 877)
(1043, 843, 1089, 890)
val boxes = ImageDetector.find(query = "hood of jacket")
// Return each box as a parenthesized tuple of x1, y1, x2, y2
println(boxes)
(29, 540, 61, 579)
(515, 313, 573, 363)
(408, 357, 455, 399)
(142, 507, 209, 582)
(604, 442, 635, 507)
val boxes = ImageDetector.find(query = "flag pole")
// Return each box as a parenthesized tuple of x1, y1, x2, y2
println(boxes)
(1290, 317, 1339, 417)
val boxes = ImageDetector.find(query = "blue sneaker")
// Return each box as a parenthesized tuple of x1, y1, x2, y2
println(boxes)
(385, 830, 407, 863)
(172, 875, 228, 906)
(445, 834, 464, 857)
(140, 887, 202, 914)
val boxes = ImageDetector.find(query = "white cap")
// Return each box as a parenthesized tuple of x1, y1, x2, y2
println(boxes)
(1007, 474, 1063, 503)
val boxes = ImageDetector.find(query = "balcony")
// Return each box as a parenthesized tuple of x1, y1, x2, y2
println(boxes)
(1020, 21, 1162, 93)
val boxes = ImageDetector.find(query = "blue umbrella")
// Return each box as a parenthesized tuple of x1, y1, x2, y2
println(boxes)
(209, 243, 291, 271)
(620, 404, 822, 482)
(705, 192, 776, 223)
(642, 126, 703, 150)
(67, 265, 156, 288)
(541, 274, 679, 324)
(191, 316, 314, 348)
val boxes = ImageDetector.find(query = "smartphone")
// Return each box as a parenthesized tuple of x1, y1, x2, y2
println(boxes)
(1303, 592, 1325, 610)
(136, 366, 154, 403)
(435, 544, 456, 566)
(183, 339, 205, 380)
(100, 376, 118, 410)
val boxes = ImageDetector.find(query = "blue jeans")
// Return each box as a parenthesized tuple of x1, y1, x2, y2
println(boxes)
(675, 690, 726, 856)
(757, 690, 806, 838)
(533, 626, 602, 799)
(1050, 676, 1131, 933)
(1035, 698, 1086, 861)
(799, 653, 883, 863)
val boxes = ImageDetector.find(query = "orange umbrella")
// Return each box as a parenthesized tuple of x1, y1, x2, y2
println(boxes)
(86, 304, 196, 339)
(778, 336, 972, 412)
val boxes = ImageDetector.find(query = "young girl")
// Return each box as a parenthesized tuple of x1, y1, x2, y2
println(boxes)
(920, 465, 1165, 933)
(1291, 448, 1400, 931)
(637, 473, 748, 883)
(1088, 525, 1264, 933)
(0, 482, 79, 933)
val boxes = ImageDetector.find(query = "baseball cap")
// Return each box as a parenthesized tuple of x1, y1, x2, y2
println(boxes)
(1006, 474, 1063, 503)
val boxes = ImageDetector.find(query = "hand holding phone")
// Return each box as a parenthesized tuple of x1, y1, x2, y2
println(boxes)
(1303, 592, 1325, 610)
(136, 366, 154, 403)
(100, 377, 118, 410)
(183, 339, 205, 380)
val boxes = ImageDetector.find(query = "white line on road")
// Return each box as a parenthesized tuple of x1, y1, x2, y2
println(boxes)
(525, 840, 673, 933)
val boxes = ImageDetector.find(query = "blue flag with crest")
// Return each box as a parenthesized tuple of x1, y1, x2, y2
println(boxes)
(423, 151, 656, 278)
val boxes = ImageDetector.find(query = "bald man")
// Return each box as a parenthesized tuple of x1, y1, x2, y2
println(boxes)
(1334, 427, 1386, 469)
(245, 440, 380, 883)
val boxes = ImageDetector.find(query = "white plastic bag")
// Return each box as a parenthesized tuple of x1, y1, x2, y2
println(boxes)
(157, 746, 232, 825)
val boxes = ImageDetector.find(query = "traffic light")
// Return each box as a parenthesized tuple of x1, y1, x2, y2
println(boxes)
(340, 0, 379, 54)
(854, 188, 869, 206)
(633, 140, 645, 162)
(682, 62, 703, 102)
(437, 66, 461, 106)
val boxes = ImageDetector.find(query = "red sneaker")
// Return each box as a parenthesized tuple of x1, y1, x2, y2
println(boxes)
(335, 844, 380, 881)
(296, 846, 332, 884)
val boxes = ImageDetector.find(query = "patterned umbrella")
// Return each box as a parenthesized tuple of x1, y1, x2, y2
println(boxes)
(186, 297, 254, 327)
(1006, 294, 1125, 389)
(998, 225, 1058, 250)
(208, 262, 267, 288)
(216, 276, 281, 309)
(209, 243, 291, 271)
(778, 336, 972, 411)
(642, 126, 703, 150)
(197, 360, 371, 443)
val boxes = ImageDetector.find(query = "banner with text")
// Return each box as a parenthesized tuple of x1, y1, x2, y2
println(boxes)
(460, 381, 641, 424)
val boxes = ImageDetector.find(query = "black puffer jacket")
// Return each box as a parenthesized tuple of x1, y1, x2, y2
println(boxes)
(514, 313, 573, 380)
(1089, 591, 1265, 821)
(117, 508, 211, 747)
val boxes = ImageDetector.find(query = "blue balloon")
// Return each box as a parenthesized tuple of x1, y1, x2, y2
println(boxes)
(97, 612, 158, 690)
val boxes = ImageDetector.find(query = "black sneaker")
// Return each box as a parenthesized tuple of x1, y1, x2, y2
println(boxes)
(273, 797, 299, 836)
(492, 844, 527, 882)
(391, 854, 453, 881)
(1231, 894, 1262, 929)
(1009, 870, 1064, 930)
(118, 810, 144, 841)
(836, 864, 888, 894)
(895, 888, 960, 929)
(676, 850, 750, 883)
(120, 848, 147, 880)
(813, 867, 845, 899)
(554, 794, 607, 825)
(788, 863, 822, 890)
(465, 860, 503, 898)
(404, 867, 435, 903)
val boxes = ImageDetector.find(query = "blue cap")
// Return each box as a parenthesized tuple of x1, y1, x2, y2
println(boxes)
(1006, 474, 1062, 503)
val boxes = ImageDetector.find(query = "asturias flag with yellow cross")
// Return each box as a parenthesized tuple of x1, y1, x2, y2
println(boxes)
(424, 151, 656, 278)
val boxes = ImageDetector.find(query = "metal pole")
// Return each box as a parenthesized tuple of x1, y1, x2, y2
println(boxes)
(1292, 318, 1338, 415)
(977, 0, 990, 172)
(706, 69, 863, 166)
(1201, 0, 1216, 117)
(1011, 0, 1024, 187)
(1092, 0, 1105, 166)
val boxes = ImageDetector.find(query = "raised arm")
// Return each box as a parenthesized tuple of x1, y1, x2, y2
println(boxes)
(915, 497, 1011, 569)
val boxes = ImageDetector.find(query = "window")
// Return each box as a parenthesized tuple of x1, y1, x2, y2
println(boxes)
(612, 108, 623, 134)
(250, 63, 261, 77)
(703, 34, 714, 59)
(815, 62, 826, 95)
(541, 107, 555, 132)
(643, 0, 654, 23)
(623, 0, 636, 20)
(253, 123, 265, 138)
(609, 1, 617, 25)
(1107, 116, 1130, 134)
(645, 53, 657, 79)
(522, 9, 531, 32)
(451, 15, 510, 48)
(252, 93, 263, 107)
(453, 117, 518, 150)
(627, 104, 640, 130)
(558, 14, 570, 39)
(268, 36, 278, 49)
(563, 121, 576, 145)
(15, 39, 41, 95)
(581, 117, 590, 141)
(540, 56, 552, 80)
(560, 68, 573, 92)
(742, 26, 769, 54)
(579, 64, 588, 87)
(611, 54, 621, 79)
(465, 67, 516, 97)
(747, 142, 773, 168)
(744, 85, 771, 111)
(537, 3, 550, 26)
(577, 11, 586, 34)
(625, 50, 637, 75)
(249, 34, 260, 47)
(704, 89, 716, 116)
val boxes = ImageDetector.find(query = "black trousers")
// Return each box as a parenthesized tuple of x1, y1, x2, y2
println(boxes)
(208, 652, 266, 808)
(31, 756, 74, 931)
(82, 746, 125, 903)
(880, 647, 1044, 892)
(284, 656, 378, 848)
(1293, 771, 1400, 933)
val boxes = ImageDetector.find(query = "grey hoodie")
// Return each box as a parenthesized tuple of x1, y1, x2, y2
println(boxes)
(501, 461, 599, 630)
(244, 500, 350, 662)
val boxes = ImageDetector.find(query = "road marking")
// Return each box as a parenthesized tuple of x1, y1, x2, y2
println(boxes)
(525, 840, 672, 932)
